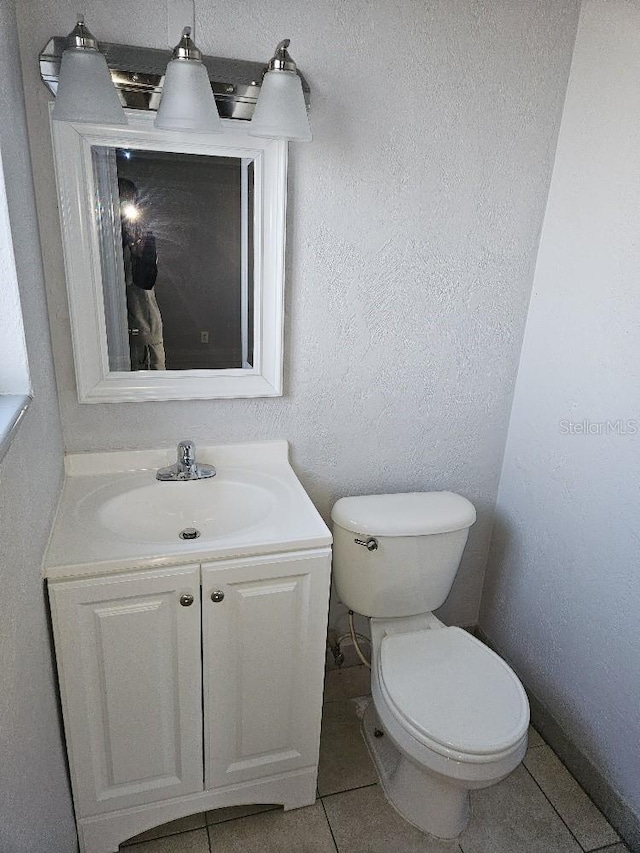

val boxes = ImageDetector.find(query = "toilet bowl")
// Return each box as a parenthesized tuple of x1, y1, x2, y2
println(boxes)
(330, 492, 530, 838)
(366, 615, 528, 837)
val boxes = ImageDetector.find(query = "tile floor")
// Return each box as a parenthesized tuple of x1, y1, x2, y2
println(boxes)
(119, 665, 629, 853)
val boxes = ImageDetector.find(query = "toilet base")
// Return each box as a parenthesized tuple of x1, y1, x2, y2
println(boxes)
(362, 701, 471, 839)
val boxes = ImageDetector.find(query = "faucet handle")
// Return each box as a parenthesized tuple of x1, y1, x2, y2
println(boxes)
(178, 440, 195, 467)
(157, 440, 215, 481)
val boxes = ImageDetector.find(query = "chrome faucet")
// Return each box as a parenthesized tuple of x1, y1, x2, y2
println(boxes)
(156, 440, 216, 481)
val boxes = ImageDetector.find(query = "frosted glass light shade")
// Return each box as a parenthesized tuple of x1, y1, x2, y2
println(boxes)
(155, 58, 223, 133)
(249, 70, 311, 141)
(52, 48, 127, 125)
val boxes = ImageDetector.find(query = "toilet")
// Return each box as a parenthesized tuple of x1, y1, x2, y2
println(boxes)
(331, 492, 529, 839)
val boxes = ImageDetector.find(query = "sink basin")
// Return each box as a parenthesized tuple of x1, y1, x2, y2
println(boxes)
(92, 470, 278, 544)
(44, 442, 333, 579)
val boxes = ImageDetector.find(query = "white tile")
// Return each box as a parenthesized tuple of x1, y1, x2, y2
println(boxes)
(527, 725, 545, 748)
(323, 784, 459, 852)
(207, 800, 336, 852)
(324, 665, 371, 702)
(317, 699, 377, 796)
(524, 744, 620, 851)
(460, 765, 582, 853)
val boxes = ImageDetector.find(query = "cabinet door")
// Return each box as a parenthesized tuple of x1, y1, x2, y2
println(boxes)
(202, 549, 331, 790)
(49, 565, 203, 817)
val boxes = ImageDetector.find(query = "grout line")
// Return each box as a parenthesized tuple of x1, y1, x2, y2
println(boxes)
(588, 846, 627, 853)
(527, 746, 623, 848)
(207, 811, 281, 848)
(319, 781, 378, 800)
(320, 796, 340, 853)
(522, 763, 588, 851)
(205, 805, 280, 828)
(524, 737, 621, 851)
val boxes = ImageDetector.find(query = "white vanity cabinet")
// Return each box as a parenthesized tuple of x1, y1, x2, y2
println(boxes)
(44, 442, 332, 853)
(48, 564, 204, 818)
(203, 551, 330, 789)
(48, 549, 331, 853)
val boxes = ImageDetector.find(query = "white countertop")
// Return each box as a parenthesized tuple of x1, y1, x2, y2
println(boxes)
(44, 441, 332, 581)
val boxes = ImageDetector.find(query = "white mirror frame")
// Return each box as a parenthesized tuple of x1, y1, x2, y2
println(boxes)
(50, 108, 287, 402)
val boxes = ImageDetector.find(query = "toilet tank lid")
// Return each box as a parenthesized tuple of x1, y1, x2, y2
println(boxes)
(331, 492, 476, 536)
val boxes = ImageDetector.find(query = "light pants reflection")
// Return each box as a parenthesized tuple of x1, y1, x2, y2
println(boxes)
(130, 341, 166, 370)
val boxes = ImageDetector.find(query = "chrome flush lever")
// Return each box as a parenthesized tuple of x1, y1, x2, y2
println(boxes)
(354, 537, 378, 551)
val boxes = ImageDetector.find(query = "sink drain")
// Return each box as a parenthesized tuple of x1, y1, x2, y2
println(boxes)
(179, 527, 201, 540)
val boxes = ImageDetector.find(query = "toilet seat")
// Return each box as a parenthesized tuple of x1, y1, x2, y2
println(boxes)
(378, 627, 529, 763)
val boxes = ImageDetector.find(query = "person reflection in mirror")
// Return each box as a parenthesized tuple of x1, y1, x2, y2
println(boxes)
(118, 178, 166, 370)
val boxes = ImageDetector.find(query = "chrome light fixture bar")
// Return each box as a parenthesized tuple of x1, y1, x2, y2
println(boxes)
(39, 36, 311, 122)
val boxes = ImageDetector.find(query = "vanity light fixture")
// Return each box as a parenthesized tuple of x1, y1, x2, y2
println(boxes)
(154, 27, 223, 133)
(249, 40, 312, 142)
(40, 33, 311, 136)
(52, 16, 127, 125)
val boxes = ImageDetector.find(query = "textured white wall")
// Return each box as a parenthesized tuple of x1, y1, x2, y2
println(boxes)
(0, 1, 76, 850)
(17, 0, 579, 628)
(480, 0, 640, 824)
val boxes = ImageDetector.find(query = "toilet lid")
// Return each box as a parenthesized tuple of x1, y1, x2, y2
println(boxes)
(379, 627, 529, 757)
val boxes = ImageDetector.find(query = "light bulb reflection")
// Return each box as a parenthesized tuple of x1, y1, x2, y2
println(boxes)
(121, 202, 140, 222)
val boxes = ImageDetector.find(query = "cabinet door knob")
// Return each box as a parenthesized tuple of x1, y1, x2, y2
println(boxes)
(179, 593, 195, 607)
(210, 590, 225, 603)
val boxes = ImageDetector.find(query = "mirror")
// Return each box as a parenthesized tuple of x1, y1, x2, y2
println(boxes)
(93, 147, 254, 373)
(51, 111, 286, 402)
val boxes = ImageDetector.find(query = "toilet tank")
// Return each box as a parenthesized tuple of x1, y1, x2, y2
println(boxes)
(331, 492, 476, 618)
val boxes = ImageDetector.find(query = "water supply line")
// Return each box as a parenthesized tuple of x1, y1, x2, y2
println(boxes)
(327, 623, 372, 669)
(349, 610, 371, 669)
